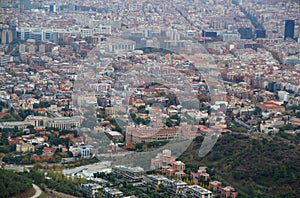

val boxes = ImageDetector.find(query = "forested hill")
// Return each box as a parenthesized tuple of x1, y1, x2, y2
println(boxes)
(0, 169, 33, 198)
(179, 133, 300, 197)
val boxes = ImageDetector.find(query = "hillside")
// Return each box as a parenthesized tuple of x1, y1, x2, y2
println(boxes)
(179, 133, 300, 197)
(135, 47, 175, 56)
(0, 169, 33, 198)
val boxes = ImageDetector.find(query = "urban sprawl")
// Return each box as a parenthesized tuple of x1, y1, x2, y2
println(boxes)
(0, 0, 299, 198)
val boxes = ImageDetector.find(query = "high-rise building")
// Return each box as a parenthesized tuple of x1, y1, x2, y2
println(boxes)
(20, 0, 32, 10)
(255, 29, 266, 38)
(284, 20, 295, 40)
(0, 0, 8, 7)
(238, 27, 253, 39)
(0, 52, 12, 66)
(202, 30, 217, 38)
(222, 31, 241, 41)
(49, 4, 56, 12)
(1, 30, 13, 44)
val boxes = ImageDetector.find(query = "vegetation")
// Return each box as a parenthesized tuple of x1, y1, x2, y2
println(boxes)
(134, 140, 169, 151)
(2, 153, 61, 164)
(166, 114, 181, 127)
(286, 105, 300, 111)
(228, 121, 249, 133)
(20, 168, 86, 197)
(136, 47, 175, 56)
(18, 109, 35, 120)
(63, 157, 99, 168)
(180, 133, 300, 197)
(130, 113, 150, 126)
(0, 169, 33, 198)
(232, 0, 264, 29)
(33, 101, 51, 109)
(0, 144, 15, 154)
(0, 101, 8, 111)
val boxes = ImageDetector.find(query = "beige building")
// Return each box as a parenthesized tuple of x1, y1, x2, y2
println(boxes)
(126, 126, 181, 144)
(25, 115, 49, 128)
(16, 143, 35, 153)
(24, 115, 81, 130)
(1, 30, 13, 44)
(47, 117, 81, 130)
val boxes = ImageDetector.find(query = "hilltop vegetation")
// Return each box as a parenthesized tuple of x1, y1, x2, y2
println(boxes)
(180, 133, 300, 197)
(136, 47, 175, 56)
(0, 169, 33, 198)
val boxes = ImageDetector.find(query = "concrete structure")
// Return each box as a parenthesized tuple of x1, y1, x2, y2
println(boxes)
(16, 143, 35, 153)
(209, 180, 222, 192)
(49, 4, 56, 13)
(69, 145, 93, 158)
(102, 187, 123, 198)
(126, 126, 183, 144)
(144, 174, 168, 189)
(104, 131, 124, 142)
(112, 165, 144, 182)
(220, 186, 238, 198)
(79, 183, 101, 198)
(185, 185, 214, 198)
(167, 180, 187, 195)
(16, 26, 111, 42)
(222, 31, 241, 41)
(105, 38, 135, 53)
(1, 30, 13, 44)
(172, 161, 185, 171)
(24, 115, 81, 130)
(150, 149, 176, 170)
(284, 20, 295, 40)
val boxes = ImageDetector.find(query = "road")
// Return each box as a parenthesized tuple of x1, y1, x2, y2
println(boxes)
(30, 184, 42, 198)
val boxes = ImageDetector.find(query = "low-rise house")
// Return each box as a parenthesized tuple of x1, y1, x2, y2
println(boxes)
(172, 161, 185, 171)
(174, 171, 186, 179)
(209, 180, 222, 192)
(192, 166, 210, 184)
(220, 186, 238, 198)
(43, 147, 55, 156)
(290, 117, 300, 127)
(150, 149, 176, 170)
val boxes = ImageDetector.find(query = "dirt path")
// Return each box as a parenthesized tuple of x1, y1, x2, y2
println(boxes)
(30, 184, 42, 198)
(42, 188, 78, 198)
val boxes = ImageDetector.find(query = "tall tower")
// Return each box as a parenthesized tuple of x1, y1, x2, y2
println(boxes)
(284, 20, 295, 40)
(50, 4, 56, 13)
(1, 30, 13, 44)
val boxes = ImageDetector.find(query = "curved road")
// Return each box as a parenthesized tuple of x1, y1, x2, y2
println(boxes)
(30, 184, 42, 198)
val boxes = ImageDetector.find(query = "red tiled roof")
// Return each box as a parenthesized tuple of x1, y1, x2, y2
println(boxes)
(43, 147, 54, 153)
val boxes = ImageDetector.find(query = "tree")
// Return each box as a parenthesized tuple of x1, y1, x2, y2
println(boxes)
(0, 169, 32, 198)
(19, 109, 35, 120)
(142, 144, 148, 151)
(33, 162, 43, 170)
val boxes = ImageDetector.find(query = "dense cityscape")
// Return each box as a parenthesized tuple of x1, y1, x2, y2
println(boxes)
(0, 0, 299, 197)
